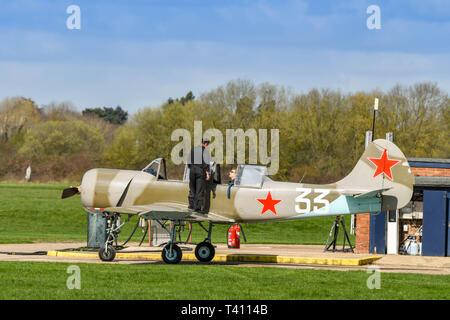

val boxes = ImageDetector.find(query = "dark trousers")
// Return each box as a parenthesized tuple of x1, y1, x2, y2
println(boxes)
(203, 179, 216, 213)
(188, 166, 206, 211)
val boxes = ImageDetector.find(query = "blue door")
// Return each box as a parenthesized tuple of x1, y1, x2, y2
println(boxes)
(370, 211, 386, 254)
(422, 190, 448, 256)
(447, 195, 450, 257)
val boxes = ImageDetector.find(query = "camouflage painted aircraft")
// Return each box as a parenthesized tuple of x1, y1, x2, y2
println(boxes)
(62, 139, 414, 264)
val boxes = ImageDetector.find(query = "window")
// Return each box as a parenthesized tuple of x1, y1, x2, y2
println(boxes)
(143, 161, 159, 177)
(142, 158, 167, 179)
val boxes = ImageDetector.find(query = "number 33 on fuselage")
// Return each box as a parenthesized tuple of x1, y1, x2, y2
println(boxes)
(295, 188, 330, 215)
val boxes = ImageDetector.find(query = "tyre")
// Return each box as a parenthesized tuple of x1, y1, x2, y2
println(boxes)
(162, 244, 182, 264)
(98, 245, 116, 262)
(195, 242, 215, 262)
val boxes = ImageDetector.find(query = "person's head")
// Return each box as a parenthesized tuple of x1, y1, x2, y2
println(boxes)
(202, 138, 210, 147)
(229, 168, 236, 180)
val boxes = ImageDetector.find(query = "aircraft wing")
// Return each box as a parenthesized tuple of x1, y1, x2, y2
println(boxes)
(103, 202, 234, 223)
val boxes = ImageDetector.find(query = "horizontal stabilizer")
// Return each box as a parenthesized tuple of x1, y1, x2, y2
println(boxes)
(353, 188, 391, 198)
(341, 188, 391, 198)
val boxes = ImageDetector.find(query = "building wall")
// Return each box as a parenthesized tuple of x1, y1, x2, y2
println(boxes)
(411, 167, 450, 177)
(355, 213, 370, 253)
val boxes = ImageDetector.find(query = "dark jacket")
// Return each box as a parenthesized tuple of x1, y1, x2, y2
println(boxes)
(187, 145, 211, 172)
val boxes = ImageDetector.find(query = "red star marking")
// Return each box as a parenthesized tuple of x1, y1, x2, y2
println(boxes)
(367, 149, 401, 181)
(256, 191, 282, 216)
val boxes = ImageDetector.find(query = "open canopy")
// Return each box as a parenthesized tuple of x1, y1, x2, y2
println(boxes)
(235, 164, 272, 188)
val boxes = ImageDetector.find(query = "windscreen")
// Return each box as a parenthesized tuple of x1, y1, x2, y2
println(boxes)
(235, 165, 268, 187)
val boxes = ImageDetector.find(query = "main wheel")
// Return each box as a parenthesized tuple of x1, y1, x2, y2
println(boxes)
(195, 242, 215, 262)
(99, 245, 116, 262)
(162, 244, 182, 264)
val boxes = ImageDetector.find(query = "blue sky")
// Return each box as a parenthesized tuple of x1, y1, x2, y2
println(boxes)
(0, 0, 449, 114)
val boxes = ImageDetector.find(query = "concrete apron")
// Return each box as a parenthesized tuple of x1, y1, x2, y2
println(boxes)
(0, 243, 449, 274)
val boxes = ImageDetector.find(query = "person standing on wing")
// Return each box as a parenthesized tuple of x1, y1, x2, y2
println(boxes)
(187, 138, 211, 214)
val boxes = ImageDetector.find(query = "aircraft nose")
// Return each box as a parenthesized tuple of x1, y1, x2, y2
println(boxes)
(80, 169, 97, 207)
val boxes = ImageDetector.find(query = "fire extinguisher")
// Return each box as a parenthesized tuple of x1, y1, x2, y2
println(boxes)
(228, 224, 241, 249)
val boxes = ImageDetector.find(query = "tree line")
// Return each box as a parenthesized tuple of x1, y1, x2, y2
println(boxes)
(0, 80, 448, 183)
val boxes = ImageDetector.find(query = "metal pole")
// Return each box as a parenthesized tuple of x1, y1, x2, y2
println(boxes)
(385, 131, 398, 254)
(148, 219, 151, 247)
(386, 132, 394, 142)
(371, 98, 379, 141)
(371, 110, 376, 141)
(365, 131, 373, 149)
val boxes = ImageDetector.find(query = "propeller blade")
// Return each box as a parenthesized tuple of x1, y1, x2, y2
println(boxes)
(61, 187, 80, 199)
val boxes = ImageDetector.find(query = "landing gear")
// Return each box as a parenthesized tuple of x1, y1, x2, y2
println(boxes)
(98, 212, 130, 262)
(95, 213, 218, 265)
(99, 244, 116, 261)
(195, 242, 215, 262)
(158, 220, 216, 264)
(162, 243, 182, 264)
(194, 222, 215, 263)
(156, 219, 184, 264)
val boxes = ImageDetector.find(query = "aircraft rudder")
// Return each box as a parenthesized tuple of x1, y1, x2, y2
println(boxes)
(338, 139, 414, 210)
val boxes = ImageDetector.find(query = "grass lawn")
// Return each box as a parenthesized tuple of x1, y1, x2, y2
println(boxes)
(0, 261, 449, 300)
(0, 183, 353, 245)
(1, 183, 449, 302)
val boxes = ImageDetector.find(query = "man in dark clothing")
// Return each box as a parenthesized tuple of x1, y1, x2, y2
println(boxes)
(203, 162, 217, 213)
(187, 138, 211, 213)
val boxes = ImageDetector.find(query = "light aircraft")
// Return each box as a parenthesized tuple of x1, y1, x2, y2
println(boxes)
(62, 139, 414, 264)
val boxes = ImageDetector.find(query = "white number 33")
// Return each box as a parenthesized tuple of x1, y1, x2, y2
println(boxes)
(295, 188, 330, 214)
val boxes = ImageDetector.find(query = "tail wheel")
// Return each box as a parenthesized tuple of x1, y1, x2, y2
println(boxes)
(162, 244, 182, 264)
(99, 245, 116, 262)
(195, 242, 215, 262)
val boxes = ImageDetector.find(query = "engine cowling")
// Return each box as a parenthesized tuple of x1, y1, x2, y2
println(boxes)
(80, 168, 138, 208)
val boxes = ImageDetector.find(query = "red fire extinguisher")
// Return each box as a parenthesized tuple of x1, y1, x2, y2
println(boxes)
(228, 224, 240, 249)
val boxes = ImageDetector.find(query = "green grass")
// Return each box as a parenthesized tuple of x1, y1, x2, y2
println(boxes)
(0, 183, 353, 245)
(1, 183, 449, 301)
(0, 261, 449, 300)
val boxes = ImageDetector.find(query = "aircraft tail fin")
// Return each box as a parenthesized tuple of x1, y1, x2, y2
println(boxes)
(337, 139, 414, 210)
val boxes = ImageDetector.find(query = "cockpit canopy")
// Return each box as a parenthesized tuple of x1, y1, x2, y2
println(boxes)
(143, 158, 271, 188)
(142, 158, 167, 180)
(234, 164, 271, 188)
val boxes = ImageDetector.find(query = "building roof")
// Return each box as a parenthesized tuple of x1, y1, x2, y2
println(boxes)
(407, 158, 450, 169)
(414, 176, 450, 187)
(407, 158, 450, 163)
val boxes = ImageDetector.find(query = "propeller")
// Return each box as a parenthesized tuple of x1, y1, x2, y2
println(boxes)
(61, 186, 80, 199)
